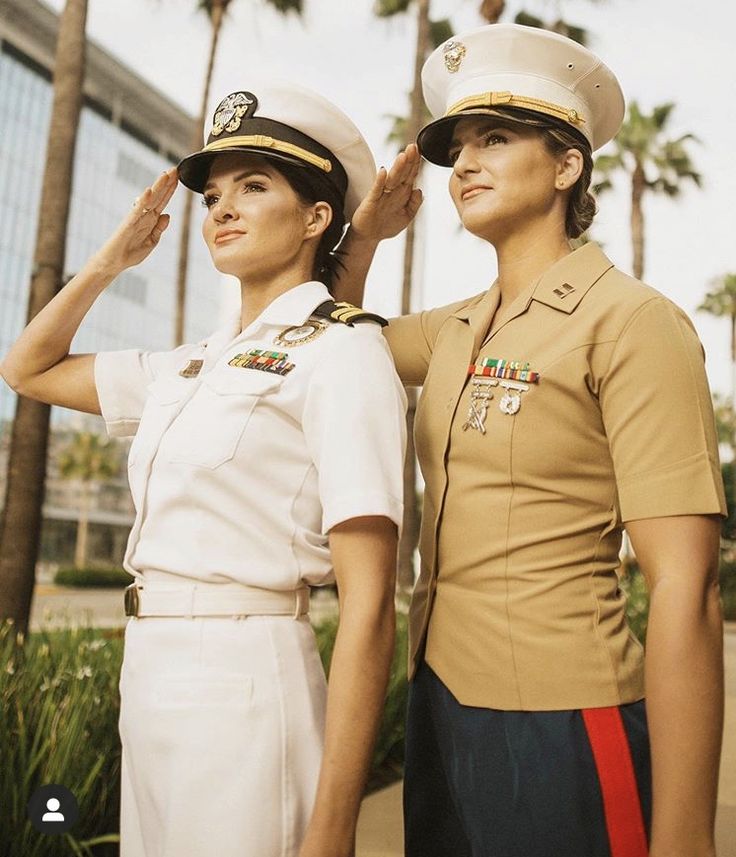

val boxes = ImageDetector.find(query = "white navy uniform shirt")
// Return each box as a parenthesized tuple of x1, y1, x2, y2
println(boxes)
(94, 281, 407, 590)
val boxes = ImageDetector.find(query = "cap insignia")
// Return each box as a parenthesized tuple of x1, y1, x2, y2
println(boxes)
(443, 40, 466, 74)
(211, 92, 257, 137)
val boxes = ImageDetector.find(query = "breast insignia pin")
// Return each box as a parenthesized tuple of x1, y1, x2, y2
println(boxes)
(498, 382, 528, 415)
(179, 359, 204, 378)
(273, 320, 328, 348)
(462, 378, 497, 434)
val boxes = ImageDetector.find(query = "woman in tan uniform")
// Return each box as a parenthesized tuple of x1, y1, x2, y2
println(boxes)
(338, 23, 725, 857)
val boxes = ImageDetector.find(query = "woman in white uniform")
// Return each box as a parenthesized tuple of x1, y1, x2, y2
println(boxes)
(0, 83, 407, 857)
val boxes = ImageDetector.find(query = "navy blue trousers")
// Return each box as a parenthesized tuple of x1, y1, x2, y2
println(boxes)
(404, 663, 652, 857)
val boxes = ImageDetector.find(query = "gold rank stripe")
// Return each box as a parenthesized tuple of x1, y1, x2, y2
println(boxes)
(203, 135, 332, 173)
(447, 91, 585, 126)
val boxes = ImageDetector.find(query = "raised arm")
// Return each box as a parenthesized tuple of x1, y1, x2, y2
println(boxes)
(299, 514, 398, 857)
(332, 143, 422, 307)
(0, 168, 178, 414)
(626, 514, 723, 857)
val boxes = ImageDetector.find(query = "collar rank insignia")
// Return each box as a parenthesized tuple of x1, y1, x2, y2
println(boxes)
(311, 300, 388, 328)
(463, 358, 540, 431)
(443, 40, 466, 73)
(273, 320, 328, 348)
(228, 349, 295, 376)
(211, 91, 257, 137)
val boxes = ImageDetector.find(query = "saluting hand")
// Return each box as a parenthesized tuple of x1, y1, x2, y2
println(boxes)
(93, 167, 179, 274)
(350, 143, 423, 242)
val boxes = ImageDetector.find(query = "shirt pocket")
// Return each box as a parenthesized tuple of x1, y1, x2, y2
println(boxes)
(165, 369, 283, 469)
(128, 378, 189, 468)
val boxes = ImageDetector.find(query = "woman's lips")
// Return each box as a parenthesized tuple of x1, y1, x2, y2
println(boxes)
(214, 230, 246, 245)
(461, 185, 492, 201)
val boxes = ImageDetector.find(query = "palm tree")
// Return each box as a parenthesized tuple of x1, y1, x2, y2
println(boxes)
(0, 0, 89, 632)
(57, 432, 120, 569)
(698, 274, 736, 511)
(594, 102, 701, 281)
(174, 0, 304, 346)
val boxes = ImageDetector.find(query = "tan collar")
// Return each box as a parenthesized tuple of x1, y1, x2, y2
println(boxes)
(529, 242, 614, 314)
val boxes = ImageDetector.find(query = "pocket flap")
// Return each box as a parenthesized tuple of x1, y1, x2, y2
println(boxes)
(204, 368, 284, 396)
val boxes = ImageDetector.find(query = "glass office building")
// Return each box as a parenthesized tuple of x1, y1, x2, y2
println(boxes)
(0, 0, 225, 566)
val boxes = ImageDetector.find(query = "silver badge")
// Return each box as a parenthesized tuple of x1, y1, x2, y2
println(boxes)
(498, 381, 529, 415)
(462, 378, 497, 434)
(443, 40, 467, 74)
(211, 92, 255, 137)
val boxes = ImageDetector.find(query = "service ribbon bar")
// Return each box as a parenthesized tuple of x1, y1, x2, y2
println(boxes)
(229, 349, 295, 375)
(468, 357, 540, 383)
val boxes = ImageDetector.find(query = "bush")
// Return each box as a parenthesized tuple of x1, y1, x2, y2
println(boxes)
(0, 622, 123, 856)
(0, 614, 409, 851)
(54, 567, 133, 589)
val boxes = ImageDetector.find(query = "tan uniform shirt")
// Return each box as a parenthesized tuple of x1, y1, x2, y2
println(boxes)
(386, 243, 726, 710)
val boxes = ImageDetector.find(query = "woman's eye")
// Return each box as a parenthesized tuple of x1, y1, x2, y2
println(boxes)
(483, 132, 507, 146)
(201, 194, 218, 208)
(448, 149, 460, 165)
(242, 182, 266, 193)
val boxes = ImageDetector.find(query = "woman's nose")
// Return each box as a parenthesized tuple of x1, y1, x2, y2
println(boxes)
(452, 143, 480, 178)
(212, 195, 236, 222)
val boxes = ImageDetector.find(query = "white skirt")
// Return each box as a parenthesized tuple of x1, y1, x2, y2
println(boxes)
(118, 612, 327, 857)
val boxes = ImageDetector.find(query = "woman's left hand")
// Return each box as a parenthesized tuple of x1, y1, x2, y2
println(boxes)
(350, 143, 423, 243)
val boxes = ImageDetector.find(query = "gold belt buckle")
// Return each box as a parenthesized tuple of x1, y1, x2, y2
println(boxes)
(124, 583, 140, 617)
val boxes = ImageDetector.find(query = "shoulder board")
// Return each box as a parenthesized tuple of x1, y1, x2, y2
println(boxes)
(311, 300, 387, 328)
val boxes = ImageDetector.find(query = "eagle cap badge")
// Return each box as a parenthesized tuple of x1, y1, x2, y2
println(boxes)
(211, 91, 257, 137)
(443, 40, 466, 73)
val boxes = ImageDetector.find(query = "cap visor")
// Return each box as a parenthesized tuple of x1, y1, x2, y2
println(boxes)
(177, 147, 311, 193)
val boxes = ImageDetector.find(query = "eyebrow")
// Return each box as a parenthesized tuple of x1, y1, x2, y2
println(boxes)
(203, 169, 271, 192)
(449, 121, 516, 149)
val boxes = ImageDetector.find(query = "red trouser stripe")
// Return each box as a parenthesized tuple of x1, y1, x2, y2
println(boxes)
(582, 707, 649, 857)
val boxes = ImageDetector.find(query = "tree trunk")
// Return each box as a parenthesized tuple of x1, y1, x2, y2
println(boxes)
(631, 160, 645, 281)
(479, 0, 505, 23)
(0, 0, 88, 631)
(174, 1, 226, 346)
(396, 0, 431, 592)
(74, 483, 90, 569)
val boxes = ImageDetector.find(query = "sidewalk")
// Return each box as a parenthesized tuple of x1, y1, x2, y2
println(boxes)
(356, 625, 736, 857)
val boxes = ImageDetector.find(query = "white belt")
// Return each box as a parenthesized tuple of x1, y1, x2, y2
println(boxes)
(124, 583, 310, 619)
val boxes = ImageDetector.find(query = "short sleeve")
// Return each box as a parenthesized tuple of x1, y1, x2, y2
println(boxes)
(383, 299, 469, 386)
(94, 345, 192, 438)
(302, 326, 407, 533)
(600, 297, 726, 521)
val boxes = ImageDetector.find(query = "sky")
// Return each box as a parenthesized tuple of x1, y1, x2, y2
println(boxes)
(42, 0, 736, 397)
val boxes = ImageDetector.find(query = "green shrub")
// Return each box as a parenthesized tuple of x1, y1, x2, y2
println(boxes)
(0, 614, 409, 851)
(0, 622, 123, 856)
(54, 567, 133, 589)
(718, 560, 736, 621)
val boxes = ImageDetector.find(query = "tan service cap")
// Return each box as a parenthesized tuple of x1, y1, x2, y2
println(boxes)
(418, 23, 625, 165)
(178, 80, 376, 221)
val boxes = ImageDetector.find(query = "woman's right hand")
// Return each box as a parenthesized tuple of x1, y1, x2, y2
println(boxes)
(349, 143, 422, 243)
(94, 167, 178, 273)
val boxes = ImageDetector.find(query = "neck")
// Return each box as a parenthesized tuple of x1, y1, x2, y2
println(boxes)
(238, 258, 315, 332)
(492, 218, 573, 305)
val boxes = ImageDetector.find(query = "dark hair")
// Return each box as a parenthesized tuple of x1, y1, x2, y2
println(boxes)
(489, 107, 597, 239)
(270, 160, 346, 290)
